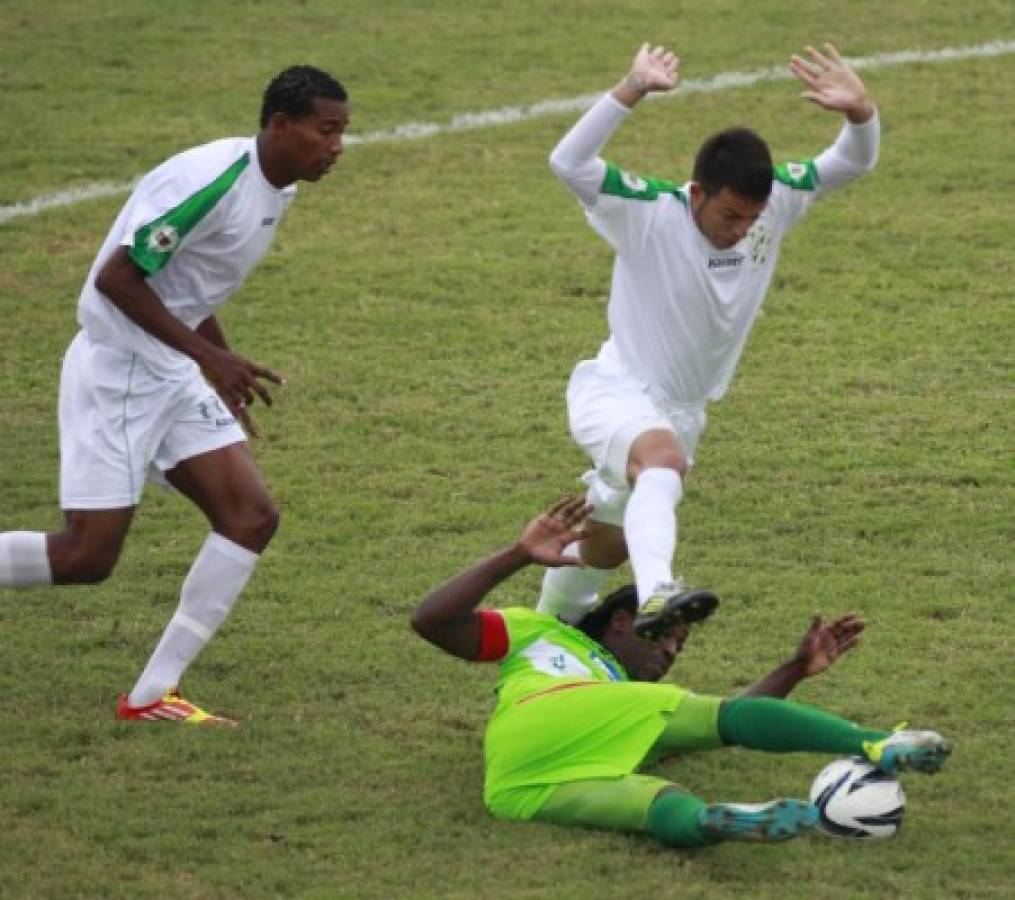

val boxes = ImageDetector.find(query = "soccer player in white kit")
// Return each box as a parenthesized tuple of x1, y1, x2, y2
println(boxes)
(0, 66, 350, 725)
(537, 43, 880, 635)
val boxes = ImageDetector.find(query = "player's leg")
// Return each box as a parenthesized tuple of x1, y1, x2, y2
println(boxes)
(122, 441, 276, 717)
(717, 696, 951, 775)
(534, 777, 815, 846)
(623, 427, 686, 602)
(2, 332, 145, 589)
(0, 509, 135, 587)
(555, 357, 709, 627)
(655, 690, 889, 759)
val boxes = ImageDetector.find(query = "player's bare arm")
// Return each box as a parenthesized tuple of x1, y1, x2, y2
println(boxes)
(790, 43, 875, 124)
(195, 315, 275, 437)
(411, 498, 592, 660)
(95, 247, 284, 416)
(738, 613, 867, 698)
(612, 43, 679, 109)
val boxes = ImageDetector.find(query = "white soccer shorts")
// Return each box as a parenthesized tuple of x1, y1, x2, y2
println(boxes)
(566, 348, 706, 527)
(58, 330, 246, 509)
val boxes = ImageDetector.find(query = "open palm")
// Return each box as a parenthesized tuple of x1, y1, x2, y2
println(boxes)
(790, 43, 868, 113)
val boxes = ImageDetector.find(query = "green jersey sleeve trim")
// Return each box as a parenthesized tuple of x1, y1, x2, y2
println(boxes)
(773, 159, 819, 191)
(600, 162, 687, 205)
(128, 152, 251, 274)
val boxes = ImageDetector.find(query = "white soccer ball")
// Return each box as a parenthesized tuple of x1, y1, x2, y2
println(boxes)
(810, 757, 906, 838)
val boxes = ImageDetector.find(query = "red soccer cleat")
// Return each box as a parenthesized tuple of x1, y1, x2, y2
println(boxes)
(116, 689, 237, 726)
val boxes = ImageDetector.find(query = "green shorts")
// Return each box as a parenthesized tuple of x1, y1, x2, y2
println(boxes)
(485, 687, 722, 822)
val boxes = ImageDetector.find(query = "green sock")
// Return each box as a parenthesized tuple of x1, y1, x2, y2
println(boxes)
(648, 789, 719, 848)
(718, 696, 888, 756)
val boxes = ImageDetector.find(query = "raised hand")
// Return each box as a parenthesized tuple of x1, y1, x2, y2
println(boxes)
(628, 43, 679, 94)
(516, 496, 593, 568)
(790, 43, 874, 123)
(794, 613, 866, 676)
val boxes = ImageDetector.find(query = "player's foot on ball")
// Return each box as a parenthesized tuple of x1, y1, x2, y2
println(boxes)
(699, 799, 818, 842)
(635, 582, 719, 638)
(862, 725, 950, 774)
(116, 689, 237, 727)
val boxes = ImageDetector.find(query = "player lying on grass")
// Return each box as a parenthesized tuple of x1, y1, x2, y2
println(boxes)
(540, 41, 880, 636)
(412, 498, 951, 847)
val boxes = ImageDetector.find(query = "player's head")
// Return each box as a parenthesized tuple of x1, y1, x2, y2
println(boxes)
(689, 127, 773, 249)
(576, 585, 689, 683)
(258, 65, 350, 185)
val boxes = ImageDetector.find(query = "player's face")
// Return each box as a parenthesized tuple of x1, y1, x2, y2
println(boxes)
(635, 623, 689, 681)
(278, 97, 350, 183)
(690, 185, 766, 250)
(607, 615, 689, 682)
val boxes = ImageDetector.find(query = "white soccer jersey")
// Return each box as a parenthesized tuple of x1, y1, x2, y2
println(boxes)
(77, 136, 297, 378)
(550, 93, 879, 406)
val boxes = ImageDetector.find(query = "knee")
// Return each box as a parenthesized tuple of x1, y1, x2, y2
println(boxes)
(217, 499, 280, 552)
(50, 538, 120, 584)
(639, 455, 687, 479)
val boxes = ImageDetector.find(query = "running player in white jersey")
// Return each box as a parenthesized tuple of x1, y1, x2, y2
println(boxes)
(0, 65, 349, 725)
(538, 43, 880, 635)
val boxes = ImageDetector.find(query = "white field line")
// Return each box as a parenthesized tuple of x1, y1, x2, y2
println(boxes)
(2, 39, 1013, 226)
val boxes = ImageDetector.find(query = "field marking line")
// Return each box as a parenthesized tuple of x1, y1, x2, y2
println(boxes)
(2, 39, 1013, 226)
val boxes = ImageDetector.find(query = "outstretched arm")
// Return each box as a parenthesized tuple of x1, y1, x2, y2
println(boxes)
(411, 498, 592, 661)
(611, 43, 679, 110)
(549, 43, 679, 206)
(790, 44, 879, 189)
(740, 613, 866, 698)
(790, 43, 874, 124)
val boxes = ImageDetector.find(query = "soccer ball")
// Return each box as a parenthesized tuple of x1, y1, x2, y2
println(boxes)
(810, 757, 906, 838)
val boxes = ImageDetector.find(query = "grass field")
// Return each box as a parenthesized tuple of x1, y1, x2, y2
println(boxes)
(1, 2, 1013, 898)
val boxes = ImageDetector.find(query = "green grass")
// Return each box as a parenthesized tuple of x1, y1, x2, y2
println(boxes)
(1, 2, 1013, 898)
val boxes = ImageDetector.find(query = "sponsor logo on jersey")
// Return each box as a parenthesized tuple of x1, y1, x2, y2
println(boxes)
(147, 224, 180, 253)
(708, 254, 744, 271)
(522, 639, 593, 679)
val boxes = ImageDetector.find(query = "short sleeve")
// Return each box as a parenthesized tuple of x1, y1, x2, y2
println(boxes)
(766, 159, 821, 231)
(476, 610, 509, 662)
(587, 162, 687, 255)
(124, 151, 251, 275)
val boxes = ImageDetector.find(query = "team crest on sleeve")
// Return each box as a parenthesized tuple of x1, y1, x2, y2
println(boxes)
(147, 224, 180, 253)
(620, 170, 648, 193)
(774, 159, 819, 191)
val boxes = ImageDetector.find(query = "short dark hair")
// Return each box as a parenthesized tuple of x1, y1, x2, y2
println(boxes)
(575, 584, 638, 643)
(693, 126, 773, 202)
(260, 65, 347, 128)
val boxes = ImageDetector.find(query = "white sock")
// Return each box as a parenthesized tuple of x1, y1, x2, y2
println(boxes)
(536, 541, 613, 624)
(623, 467, 683, 606)
(128, 532, 259, 706)
(0, 532, 52, 586)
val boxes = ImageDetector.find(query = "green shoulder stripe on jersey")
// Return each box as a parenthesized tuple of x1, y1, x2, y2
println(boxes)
(129, 152, 251, 274)
(773, 159, 819, 191)
(600, 162, 687, 205)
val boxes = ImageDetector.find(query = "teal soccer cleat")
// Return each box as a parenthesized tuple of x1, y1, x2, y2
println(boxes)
(699, 799, 819, 842)
(863, 726, 951, 775)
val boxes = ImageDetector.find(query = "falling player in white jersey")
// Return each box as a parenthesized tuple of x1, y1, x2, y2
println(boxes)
(539, 43, 879, 635)
(0, 66, 349, 725)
